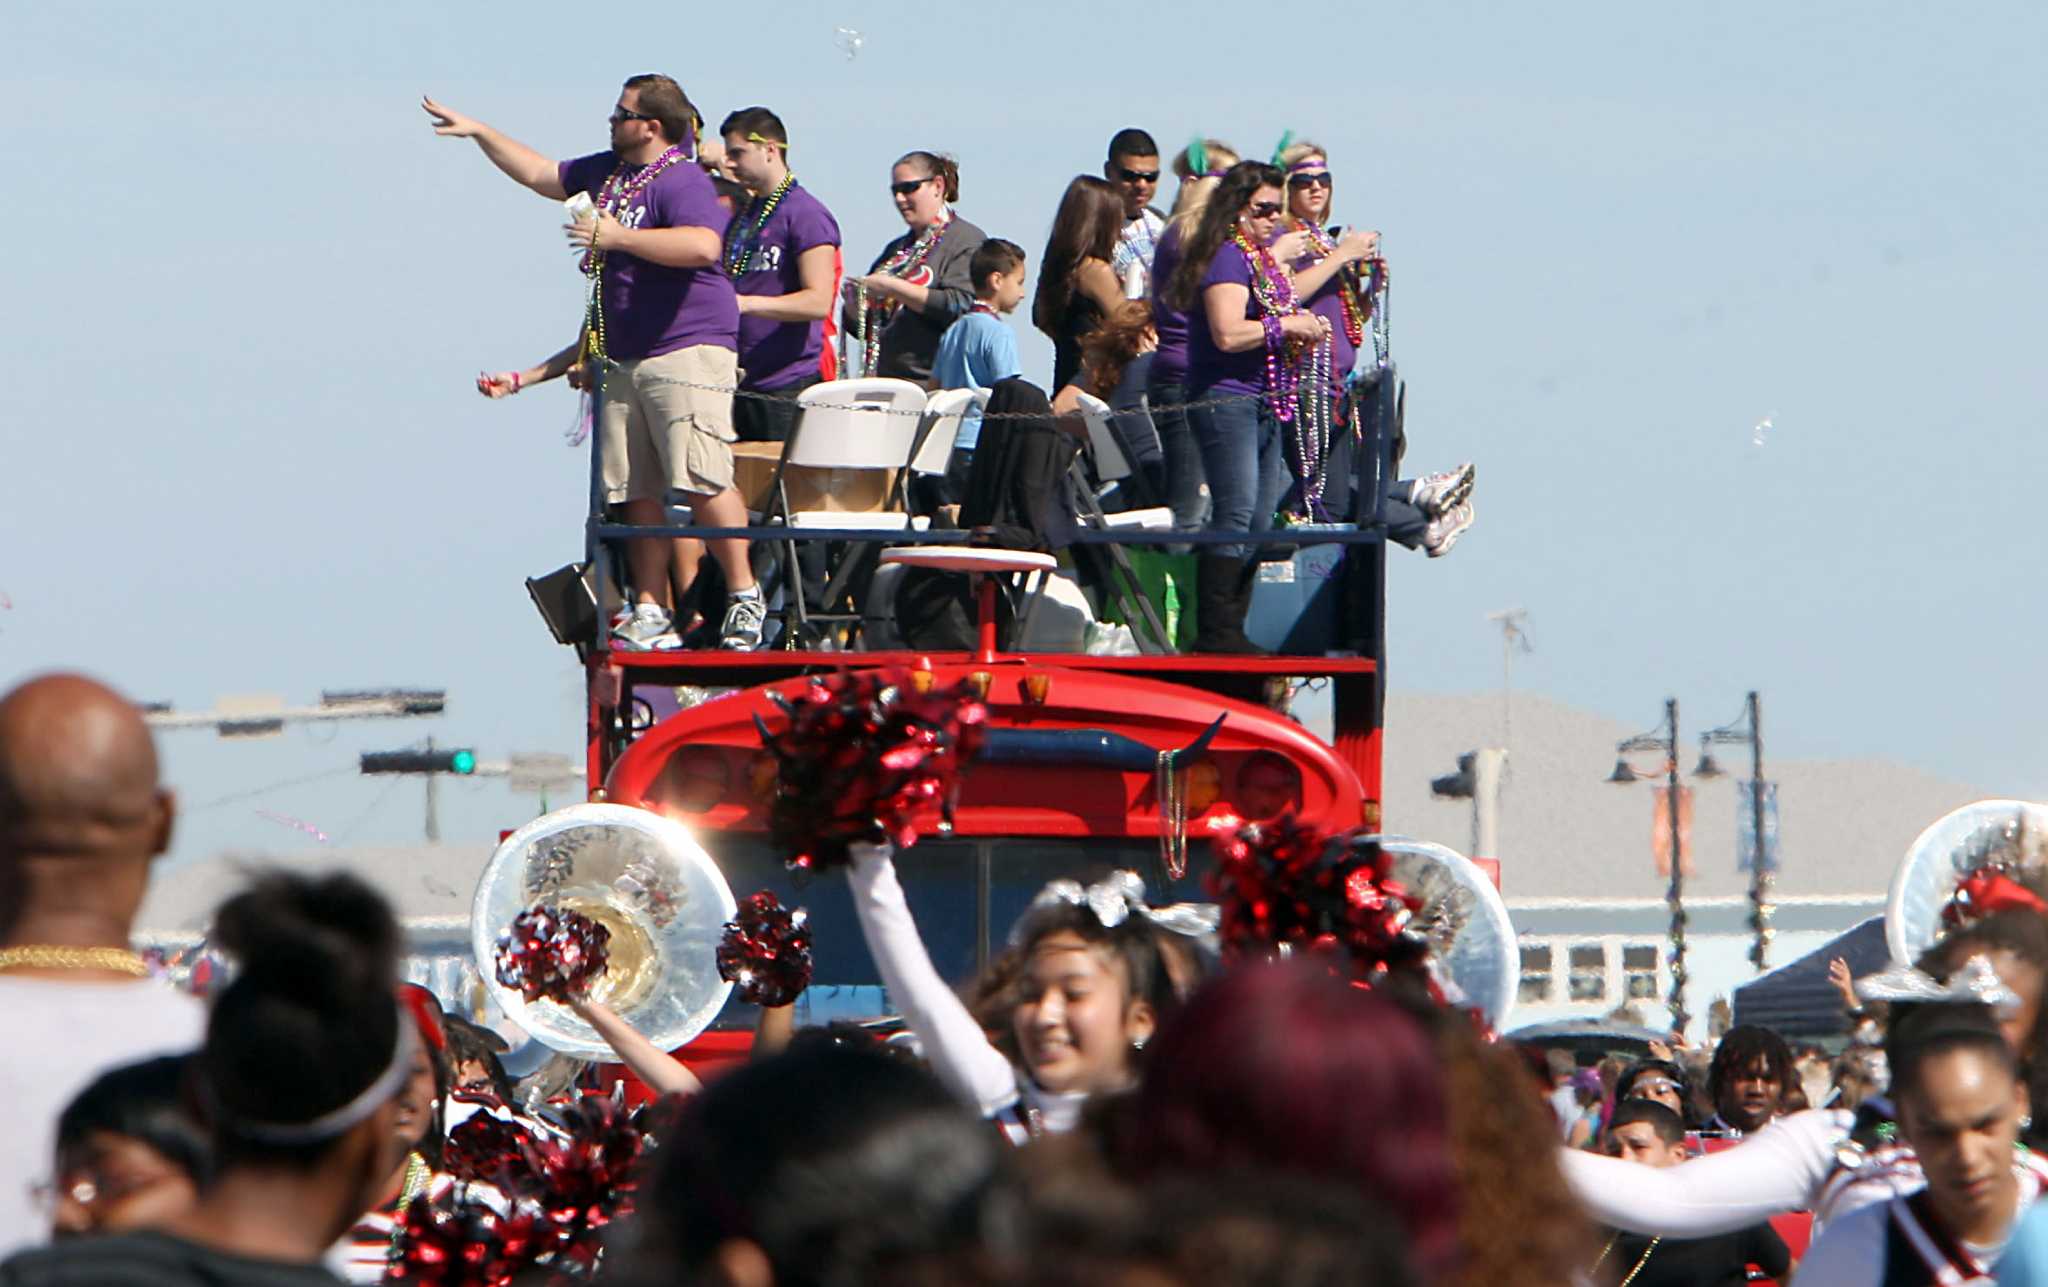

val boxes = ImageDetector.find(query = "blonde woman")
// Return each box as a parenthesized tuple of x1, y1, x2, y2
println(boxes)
(1148, 138, 1240, 532)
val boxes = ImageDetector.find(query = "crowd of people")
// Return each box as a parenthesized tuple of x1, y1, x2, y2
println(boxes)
(14, 667, 2048, 1284)
(435, 73, 1478, 656)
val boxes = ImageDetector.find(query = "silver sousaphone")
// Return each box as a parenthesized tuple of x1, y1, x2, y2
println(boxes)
(1885, 800, 2048, 966)
(1359, 834, 1520, 1031)
(471, 803, 738, 1059)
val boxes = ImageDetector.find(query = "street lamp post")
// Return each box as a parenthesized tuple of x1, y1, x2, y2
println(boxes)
(1608, 699, 1689, 1035)
(1695, 691, 1773, 971)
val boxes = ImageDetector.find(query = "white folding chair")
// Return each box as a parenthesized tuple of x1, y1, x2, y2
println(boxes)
(755, 378, 927, 644)
(897, 386, 986, 512)
(1075, 393, 1174, 531)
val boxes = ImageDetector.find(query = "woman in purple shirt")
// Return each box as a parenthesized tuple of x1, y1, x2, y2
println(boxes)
(1160, 162, 1328, 654)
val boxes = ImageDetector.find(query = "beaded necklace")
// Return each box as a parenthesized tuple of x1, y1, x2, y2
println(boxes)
(1591, 1233, 1661, 1287)
(1296, 220, 1368, 348)
(723, 171, 798, 277)
(579, 145, 689, 363)
(854, 211, 951, 376)
(381, 1151, 433, 1266)
(1233, 227, 1335, 518)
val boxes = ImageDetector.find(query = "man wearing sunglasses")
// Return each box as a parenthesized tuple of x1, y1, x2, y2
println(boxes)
(1103, 128, 1166, 300)
(424, 78, 768, 652)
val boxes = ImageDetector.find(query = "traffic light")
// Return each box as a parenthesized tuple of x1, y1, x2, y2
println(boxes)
(361, 748, 477, 775)
(1429, 752, 1476, 799)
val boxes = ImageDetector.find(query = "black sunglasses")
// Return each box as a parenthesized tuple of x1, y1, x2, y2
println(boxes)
(1288, 172, 1334, 190)
(1247, 201, 1285, 218)
(609, 108, 657, 125)
(890, 177, 932, 196)
(1117, 167, 1161, 183)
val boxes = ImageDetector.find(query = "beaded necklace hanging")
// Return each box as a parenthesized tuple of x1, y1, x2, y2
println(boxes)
(1297, 221, 1367, 348)
(723, 171, 798, 277)
(1234, 226, 1335, 519)
(854, 211, 951, 376)
(1590, 1233, 1661, 1287)
(579, 144, 688, 364)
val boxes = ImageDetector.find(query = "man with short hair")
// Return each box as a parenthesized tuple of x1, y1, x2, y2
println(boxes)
(0, 674, 206, 1256)
(1598, 1100, 1791, 1286)
(424, 78, 767, 651)
(719, 107, 843, 443)
(1707, 1025, 1796, 1137)
(1103, 127, 1166, 299)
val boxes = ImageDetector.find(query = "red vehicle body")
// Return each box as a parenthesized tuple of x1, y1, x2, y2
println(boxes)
(578, 644, 1384, 1089)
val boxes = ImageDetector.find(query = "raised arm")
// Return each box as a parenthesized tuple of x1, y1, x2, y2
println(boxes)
(846, 841, 1017, 1114)
(568, 997, 704, 1098)
(422, 96, 567, 199)
(1559, 1108, 1851, 1237)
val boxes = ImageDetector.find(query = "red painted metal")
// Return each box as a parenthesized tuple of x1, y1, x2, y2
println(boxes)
(604, 659, 1370, 838)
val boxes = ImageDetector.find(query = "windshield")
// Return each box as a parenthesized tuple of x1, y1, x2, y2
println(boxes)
(704, 834, 1215, 1027)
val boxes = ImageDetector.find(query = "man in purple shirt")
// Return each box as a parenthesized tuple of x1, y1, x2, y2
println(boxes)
(424, 76, 766, 651)
(718, 107, 842, 442)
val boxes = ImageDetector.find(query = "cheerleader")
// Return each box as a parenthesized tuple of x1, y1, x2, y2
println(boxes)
(1798, 1001, 2047, 1284)
(847, 844, 1184, 1143)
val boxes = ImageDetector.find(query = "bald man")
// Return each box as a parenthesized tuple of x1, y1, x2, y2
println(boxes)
(0, 674, 206, 1256)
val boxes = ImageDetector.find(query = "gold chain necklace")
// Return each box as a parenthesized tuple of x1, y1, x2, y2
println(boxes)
(382, 1150, 433, 1264)
(1592, 1232, 1661, 1287)
(0, 945, 149, 976)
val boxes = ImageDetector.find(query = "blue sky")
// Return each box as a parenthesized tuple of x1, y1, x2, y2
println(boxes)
(3, 0, 2044, 868)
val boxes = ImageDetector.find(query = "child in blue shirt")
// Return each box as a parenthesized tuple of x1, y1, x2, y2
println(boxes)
(930, 239, 1027, 502)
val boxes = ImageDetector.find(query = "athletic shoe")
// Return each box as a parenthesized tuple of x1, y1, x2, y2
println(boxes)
(1424, 501, 1475, 559)
(719, 591, 767, 651)
(1409, 463, 1476, 518)
(612, 604, 677, 650)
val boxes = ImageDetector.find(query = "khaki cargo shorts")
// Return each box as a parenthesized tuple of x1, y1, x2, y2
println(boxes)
(598, 345, 739, 502)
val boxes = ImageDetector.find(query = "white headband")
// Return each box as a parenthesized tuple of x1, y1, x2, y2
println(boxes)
(227, 1007, 420, 1146)
(1008, 870, 1220, 947)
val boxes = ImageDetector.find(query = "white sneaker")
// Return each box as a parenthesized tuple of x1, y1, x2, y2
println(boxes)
(719, 591, 767, 651)
(1424, 501, 1475, 559)
(612, 604, 678, 650)
(1408, 463, 1476, 518)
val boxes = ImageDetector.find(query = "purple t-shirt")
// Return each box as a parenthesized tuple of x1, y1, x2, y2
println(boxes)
(1185, 242, 1267, 398)
(559, 151, 738, 361)
(1149, 224, 1190, 387)
(1300, 256, 1359, 393)
(727, 181, 842, 391)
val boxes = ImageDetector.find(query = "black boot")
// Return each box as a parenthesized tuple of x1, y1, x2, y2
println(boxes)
(1194, 554, 1267, 654)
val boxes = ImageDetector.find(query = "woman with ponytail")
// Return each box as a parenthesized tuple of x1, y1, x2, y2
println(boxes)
(1, 872, 411, 1285)
(841, 151, 988, 384)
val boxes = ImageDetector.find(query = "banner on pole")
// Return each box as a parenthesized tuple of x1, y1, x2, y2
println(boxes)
(1651, 785, 1695, 877)
(1736, 781, 1781, 873)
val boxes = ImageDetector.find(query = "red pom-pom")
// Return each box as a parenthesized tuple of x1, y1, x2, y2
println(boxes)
(388, 1187, 553, 1285)
(443, 1112, 533, 1190)
(759, 670, 987, 872)
(718, 891, 813, 1007)
(1206, 815, 1425, 984)
(493, 905, 611, 1004)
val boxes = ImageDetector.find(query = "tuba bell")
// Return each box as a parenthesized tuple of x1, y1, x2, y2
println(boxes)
(1884, 800, 2048, 966)
(1360, 835, 1521, 1031)
(471, 803, 738, 1059)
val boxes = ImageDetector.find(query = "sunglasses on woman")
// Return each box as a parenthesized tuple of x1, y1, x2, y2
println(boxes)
(890, 177, 932, 196)
(1288, 172, 1334, 190)
(1246, 201, 1284, 218)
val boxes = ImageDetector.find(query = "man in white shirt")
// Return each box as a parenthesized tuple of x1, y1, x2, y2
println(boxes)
(0, 674, 206, 1256)
(1103, 127, 1166, 300)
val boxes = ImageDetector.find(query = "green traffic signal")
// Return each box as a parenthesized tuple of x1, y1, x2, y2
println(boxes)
(449, 749, 477, 775)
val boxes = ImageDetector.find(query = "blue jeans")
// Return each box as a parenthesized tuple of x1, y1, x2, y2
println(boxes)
(1149, 376, 1210, 531)
(1189, 394, 1288, 560)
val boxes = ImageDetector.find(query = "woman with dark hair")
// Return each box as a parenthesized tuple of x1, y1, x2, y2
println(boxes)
(1033, 175, 1129, 392)
(606, 1043, 1009, 1285)
(841, 151, 988, 384)
(1614, 1056, 1696, 1128)
(1801, 1002, 2046, 1283)
(1145, 142, 1236, 535)
(1111, 960, 1462, 1280)
(0, 872, 410, 1285)
(45, 1056, 209, 1240)
(1163, 160, 1330, 653)
(848, 847, 1178, 1144)
(330, 987, 450, 1283)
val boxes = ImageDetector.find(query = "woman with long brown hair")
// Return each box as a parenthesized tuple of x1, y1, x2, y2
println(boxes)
(1033, 176, 1129, 393)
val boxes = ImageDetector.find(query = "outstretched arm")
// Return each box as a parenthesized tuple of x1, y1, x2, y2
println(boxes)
(423, 95, 567, 199)
(477, 336, 586, 398)
(569, 998, 703, 1097)
(1559, 1108, 1851, 1237)
(847, 842, 1017, 1115)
